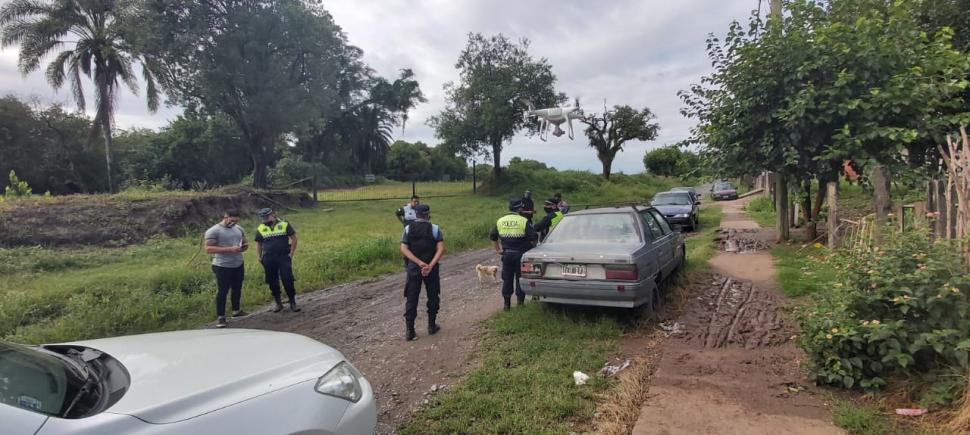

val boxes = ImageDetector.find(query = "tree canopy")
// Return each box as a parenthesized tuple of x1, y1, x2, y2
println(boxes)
(581, 105, 659, 180)
(430, 33, 564, 177)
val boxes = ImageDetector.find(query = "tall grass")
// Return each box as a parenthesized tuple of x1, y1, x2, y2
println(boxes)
(1, 174, 677, 344)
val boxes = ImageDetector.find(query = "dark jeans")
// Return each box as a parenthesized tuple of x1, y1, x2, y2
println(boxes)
(212, 265, 244, 317)
(261, 253, 296, 302)
(404, 263, 440, 322)
(501, 251, 525, 301)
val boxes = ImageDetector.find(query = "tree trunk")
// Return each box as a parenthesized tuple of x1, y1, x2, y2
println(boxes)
(492, 141, 502, 178)
(827, 181, 840, 248)
(600, 154, 613, 181)
(802, 179, 816, 241)
(252, 154, 268, 189)
(776, 173, 790, 242)
(812, 177, 827, 221)
(101, 111, 114, 193)
(872, 165, 892, 247)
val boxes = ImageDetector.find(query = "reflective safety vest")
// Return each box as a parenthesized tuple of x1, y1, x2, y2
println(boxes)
(257, 220, 289, 239)
(496, 213, 528, 238)
(550, 211, 564, 231)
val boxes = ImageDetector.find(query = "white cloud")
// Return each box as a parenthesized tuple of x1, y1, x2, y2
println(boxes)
(0, 0, 757, 172)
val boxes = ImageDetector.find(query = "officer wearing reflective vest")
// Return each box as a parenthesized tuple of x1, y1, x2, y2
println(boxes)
(399, 204, 445, 341)
(255, 208, 301, 313)
(490, 199, 538, 310)
(534, 197, 565, 241)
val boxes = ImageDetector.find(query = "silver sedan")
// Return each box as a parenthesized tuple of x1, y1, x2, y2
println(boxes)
(520, 206, 685, 310)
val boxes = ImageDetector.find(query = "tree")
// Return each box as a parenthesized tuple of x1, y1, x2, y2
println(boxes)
(140, 0, 357, 188)
(680, 0, 970, 240)
(644, 145, 689, 177)
(430, 33, 563, 178)
(0, 0, 162, 193)
(581, 105, 659, 180)
(386, 140, 431, 180)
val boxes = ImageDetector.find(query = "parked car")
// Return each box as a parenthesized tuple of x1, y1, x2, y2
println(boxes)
(670, 186, 700, 204)
(651, 191, 700, 231)
(711, 181, 739, 201)
(1, 329, 376, 435)
(520, 205, 685, 311)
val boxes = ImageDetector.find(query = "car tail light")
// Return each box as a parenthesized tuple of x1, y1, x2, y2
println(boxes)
(521, 262, 542, 276)
(605, 264, 637, 281)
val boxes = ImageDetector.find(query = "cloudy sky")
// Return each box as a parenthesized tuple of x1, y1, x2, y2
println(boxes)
(0, 0, 759, 174)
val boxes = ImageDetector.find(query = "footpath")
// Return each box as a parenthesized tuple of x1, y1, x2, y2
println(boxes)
(632, 197, 843, 434)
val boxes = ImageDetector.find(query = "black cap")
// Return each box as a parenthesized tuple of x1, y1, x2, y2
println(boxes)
(544, 197, 560, 205)
(257, 207, 274, 218)
(415, 204, 430, 214)
(508, 199, 525, 211)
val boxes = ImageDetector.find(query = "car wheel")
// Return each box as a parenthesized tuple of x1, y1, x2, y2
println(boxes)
(653, 275, 665, 310)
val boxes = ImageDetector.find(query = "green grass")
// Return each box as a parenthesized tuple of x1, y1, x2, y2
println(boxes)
(743, 195, 776, 228)
(315, 180, 475, 201)
(0, 175, 682, 344)
(685, 206, 724, 270)
(772, 244, 838, 298)
(833, 399, 892, 435)
(400, 304, 621, 434)
(399, 203, 723, 434)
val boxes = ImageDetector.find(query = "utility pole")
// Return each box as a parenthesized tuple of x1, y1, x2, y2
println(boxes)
(769, 0, 790, 242)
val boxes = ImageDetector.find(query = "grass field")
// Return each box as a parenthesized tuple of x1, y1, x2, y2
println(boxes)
(315, 180, 477, 201)
(400, 206, 723, 434)
(0, 176, 685, 344)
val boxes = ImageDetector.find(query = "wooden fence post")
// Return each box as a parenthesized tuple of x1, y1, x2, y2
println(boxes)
(827, 181, 839, 248)
(872, 165, 892, 246)
(949, 180, 958, 239)
(936, 179, 948, 238)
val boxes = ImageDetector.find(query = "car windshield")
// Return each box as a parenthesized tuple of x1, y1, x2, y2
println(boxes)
(543, 213, 641, 244)
(714, 183, 735, 191)
(652, 193, 692, 206)
(0, 342, 82, 417)
(671, 187, 693, 193)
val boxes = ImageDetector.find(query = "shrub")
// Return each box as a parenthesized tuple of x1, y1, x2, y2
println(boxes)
(798, 228, 970, 403)
(4, 170, 32, 197)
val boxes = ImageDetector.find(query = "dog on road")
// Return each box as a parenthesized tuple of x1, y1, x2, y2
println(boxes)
(475, 264, 499, 289)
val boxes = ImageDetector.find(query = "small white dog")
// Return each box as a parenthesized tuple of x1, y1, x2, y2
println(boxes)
(475, 264, 499, 289)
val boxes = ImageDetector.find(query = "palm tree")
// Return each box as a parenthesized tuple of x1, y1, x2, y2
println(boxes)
(1, 0, 160, 193)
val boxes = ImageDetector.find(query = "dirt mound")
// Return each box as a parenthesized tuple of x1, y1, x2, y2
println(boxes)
(0, 187, 313, 247)
(714, 228, 771, 253)
(682, 275, 793, 349)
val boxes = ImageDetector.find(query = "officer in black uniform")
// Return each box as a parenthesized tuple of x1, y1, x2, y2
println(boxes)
(521, 190, 536, 222)
(490, 199, 538, 310)
(535, 197, 565, 242)
(255, 208, 301, 313)
(399, 204, 445, 341)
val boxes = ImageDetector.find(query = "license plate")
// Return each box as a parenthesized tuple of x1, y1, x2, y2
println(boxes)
(562, 264, 587, 277)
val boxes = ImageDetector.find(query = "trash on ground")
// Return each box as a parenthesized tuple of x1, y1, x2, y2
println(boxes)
(659, 321, 685, 335)
(895, 408, 928, 416)
(573, 371, 590, 385)
(599, 359, 632, 377)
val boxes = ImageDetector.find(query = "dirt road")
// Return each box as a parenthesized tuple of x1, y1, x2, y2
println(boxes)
(632, 197, 843, 434)
(230, 248, 504, 434)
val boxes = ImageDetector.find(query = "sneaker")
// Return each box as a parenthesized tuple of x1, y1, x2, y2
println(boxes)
(231, 310, 248, 317)
(289, 301, 301, 312)
(216, 317, 228, 328)
(272, 302, 283, 313)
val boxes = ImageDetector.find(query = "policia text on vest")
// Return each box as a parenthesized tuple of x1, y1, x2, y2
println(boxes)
(489, 207, 538, 310)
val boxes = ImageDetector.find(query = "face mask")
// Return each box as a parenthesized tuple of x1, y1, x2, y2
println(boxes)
(544, 207, 554, 213)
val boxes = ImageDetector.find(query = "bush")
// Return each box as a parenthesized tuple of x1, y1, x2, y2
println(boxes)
(798, 228, 970, 402)
(4, 170, 32, 197)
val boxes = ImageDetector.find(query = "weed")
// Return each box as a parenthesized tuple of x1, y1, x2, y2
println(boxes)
(743, 196, 776, 228)
(833, 399, 891, 435)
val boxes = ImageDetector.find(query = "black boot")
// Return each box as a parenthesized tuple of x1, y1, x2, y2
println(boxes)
(405, 320, 417, 341)
(428, 315, 441, 335)
(289, 300, 301, 312)
(272, 296, 283, 313)
(503, 297, 511, 311)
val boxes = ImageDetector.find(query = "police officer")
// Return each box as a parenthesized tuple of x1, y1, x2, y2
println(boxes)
(520, 190, 536, 222)
(399, 204, 445, 341)
(254, 208, 301, 313)
(395, 195, 420, 226)
(490, 199, 538, 310)
(534, 197, 565, 241)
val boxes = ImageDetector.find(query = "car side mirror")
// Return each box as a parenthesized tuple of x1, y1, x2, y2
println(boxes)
(695, 200, 701, 205)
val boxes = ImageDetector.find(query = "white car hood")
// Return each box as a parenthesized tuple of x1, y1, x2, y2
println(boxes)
(66, 329, 345, 424)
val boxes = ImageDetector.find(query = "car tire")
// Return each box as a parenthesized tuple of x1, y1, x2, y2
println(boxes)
(653, 275, 665, 310)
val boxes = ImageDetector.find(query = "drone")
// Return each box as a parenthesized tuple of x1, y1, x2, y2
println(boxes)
(522, 99, 584, 141)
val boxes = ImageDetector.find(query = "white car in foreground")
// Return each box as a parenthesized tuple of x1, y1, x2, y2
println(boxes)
(0, 329, 376, 435)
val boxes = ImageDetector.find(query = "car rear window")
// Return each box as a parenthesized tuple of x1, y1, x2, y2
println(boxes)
(543, 213, 641, 244)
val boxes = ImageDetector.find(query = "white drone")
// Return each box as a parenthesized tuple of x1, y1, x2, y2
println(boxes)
(522, 99, 583, 141)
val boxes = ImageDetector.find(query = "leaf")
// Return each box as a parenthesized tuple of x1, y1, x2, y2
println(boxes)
(843, 375, 855, 389)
